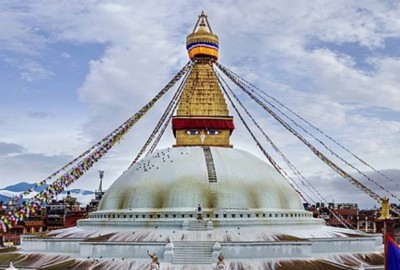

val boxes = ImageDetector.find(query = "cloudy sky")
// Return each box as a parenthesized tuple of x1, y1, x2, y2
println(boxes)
(0, 0, 399, 208)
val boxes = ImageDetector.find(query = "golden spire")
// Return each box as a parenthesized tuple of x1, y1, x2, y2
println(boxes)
(186, 11, 219, 60)
(172, 12, 234, 147)
(176, 63, 229, 116)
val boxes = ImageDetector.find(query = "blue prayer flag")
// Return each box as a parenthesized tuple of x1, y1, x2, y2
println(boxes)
(387, 236, 400, 270)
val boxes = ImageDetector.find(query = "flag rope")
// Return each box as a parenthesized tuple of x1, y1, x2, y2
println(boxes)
(128, 63, 193, 167)
(218, 63, 399, 202)
(217, 69, 353, 229)
(0, 61, 193, 230)
(226, 66, 400, 191)
(216, 71, 310, 204)
(216, 62, 382, 204)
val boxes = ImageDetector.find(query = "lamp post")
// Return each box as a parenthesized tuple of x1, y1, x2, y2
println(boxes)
(98, 171, 104, 192)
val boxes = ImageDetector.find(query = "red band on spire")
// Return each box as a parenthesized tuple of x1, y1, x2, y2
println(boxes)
(172, 118, 235, 131)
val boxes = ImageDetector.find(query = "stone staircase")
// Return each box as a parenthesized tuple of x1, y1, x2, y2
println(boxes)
(188, 220, 208, 231)
(203, 146, 217, 183)
(172, 241, 214, 264)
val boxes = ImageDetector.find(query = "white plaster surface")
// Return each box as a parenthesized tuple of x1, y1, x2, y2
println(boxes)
(99, 147, 303, 211)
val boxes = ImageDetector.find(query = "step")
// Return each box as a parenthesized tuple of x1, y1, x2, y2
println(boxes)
(173, 260, 212, 264)
(188, 220, 208, 228)
(174, 243, 213, 246)
(174, 241, 214, 246)
(173, 258, 213, 261)
(203, 146, 217, 183)
(174, 252, 210, 254)
(173, 241, 214, 264)
(174, 249, 211, 252)
(174, 251, 210, 253)
(173, 259, 212, 262)
(173, 255, 211, 258)
(174, 245, 212, 247)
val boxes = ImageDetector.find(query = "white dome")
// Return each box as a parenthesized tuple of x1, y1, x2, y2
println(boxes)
(99, 147, 303, 211)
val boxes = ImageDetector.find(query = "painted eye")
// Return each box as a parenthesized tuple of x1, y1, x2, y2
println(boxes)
(207, 130, 220, 135)
(186, 130, 199, 135)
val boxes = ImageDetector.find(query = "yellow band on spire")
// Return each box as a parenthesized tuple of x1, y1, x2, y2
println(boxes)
(188, 47, 219, 60)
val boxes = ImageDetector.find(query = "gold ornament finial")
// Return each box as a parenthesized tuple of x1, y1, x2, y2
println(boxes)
(378, 197, 391, 220)
(186, 11, 218, 60)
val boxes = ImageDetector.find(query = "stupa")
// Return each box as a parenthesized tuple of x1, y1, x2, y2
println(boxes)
(3, 12, 384, 270)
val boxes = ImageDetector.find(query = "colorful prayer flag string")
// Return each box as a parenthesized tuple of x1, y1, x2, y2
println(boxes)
(1, 61, 193, 229)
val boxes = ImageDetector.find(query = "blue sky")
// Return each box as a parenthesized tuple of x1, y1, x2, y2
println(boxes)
(0, 0, 399, 208)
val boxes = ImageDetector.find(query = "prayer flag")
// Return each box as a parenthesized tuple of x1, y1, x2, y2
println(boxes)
(387, 236, 400, 270)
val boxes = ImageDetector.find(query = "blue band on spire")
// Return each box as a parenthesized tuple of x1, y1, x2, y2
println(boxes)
(186, 41, 219, 51)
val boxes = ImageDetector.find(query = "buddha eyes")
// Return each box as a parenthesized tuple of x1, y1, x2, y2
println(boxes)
(185, 130, 220, 135)
(186, 130, 200, 135)
(206, 130, 220, 135)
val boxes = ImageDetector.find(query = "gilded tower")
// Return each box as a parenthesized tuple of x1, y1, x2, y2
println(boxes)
(172, 11, 234, 147)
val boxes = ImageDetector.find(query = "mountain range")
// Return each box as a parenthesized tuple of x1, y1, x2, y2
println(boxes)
(0, 182, 95, 206)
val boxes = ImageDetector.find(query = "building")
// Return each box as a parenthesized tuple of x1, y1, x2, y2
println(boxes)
(0, 201, 44, 246)
(0, 191, 89, 246)
(357, 209, 377, 233)
(45, 192, 87, 230)
(309, 202, 359, 228)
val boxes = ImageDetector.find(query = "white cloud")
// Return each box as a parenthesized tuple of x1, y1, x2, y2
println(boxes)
(287, 48, 400, 111)
(0, 142, 26, 155)
(0, 152, 72, 184)
(26, 111, 53, 119)
(307, 169, 400, 208)
(19, 61, 54, 82)
(60, 52, 71, 59)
